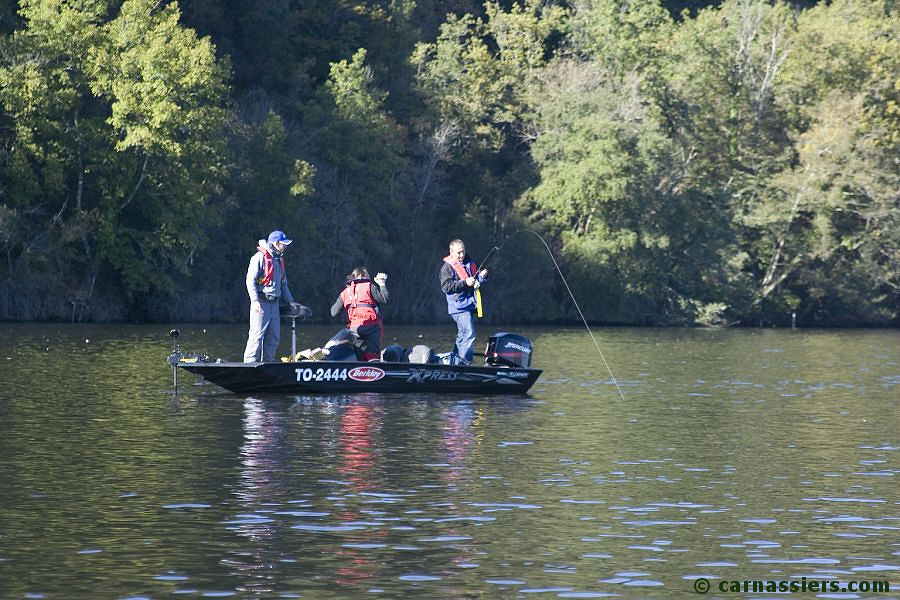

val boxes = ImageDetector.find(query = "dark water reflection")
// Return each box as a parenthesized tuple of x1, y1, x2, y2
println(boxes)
(0, 324, 898, 598)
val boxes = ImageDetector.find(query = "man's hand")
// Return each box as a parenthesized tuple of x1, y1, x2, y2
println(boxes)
(290, 302, 312, 317)
(252, 301, 262, 314)
(465, 276, 476, 286)
(479, 269, 488, 279)
(374, 272, 388, 285)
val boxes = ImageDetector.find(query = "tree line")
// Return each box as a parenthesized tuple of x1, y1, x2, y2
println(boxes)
(0, 0, 897, 326)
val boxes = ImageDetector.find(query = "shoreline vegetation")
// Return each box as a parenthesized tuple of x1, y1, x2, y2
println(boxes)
(1, 0, 898, 328)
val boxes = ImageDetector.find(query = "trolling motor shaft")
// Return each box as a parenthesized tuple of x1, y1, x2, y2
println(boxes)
(281, 304, 312, 362)
(167, 328, 181, 392)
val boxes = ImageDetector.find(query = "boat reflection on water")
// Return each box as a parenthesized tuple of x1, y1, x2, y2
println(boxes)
(333, 397, 385, 588)
(438, 401, 483, 487)
(220, 393, 533, 595)
(336, 398, 380, 490)
(218, 398, 289, 597)
(236, 398, 284, 508)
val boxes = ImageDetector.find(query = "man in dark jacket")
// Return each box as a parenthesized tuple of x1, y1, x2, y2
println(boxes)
(439, 239, 487, 365)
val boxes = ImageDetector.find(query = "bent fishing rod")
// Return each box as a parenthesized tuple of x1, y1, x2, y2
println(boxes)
(477, 229, 627, 402)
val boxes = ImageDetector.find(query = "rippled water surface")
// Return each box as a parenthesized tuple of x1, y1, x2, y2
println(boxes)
(0, 324, 897, 599)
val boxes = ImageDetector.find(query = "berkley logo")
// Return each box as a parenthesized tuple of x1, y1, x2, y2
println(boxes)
(348, 366, 385, 382)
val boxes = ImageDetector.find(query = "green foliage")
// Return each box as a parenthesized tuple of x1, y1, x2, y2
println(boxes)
(412, 1, 564, 151)
(0, 0, 229, 317)
(740, 0, 900, 322)
(0, 0, 897, 325)
(410, 0, 566, 298)
(86, 2, 228, 299)
(570, 0, 673, 73)
(227, 109, 312, 223)
(285, 46, 412, 315)
(527, 2, 744, 325)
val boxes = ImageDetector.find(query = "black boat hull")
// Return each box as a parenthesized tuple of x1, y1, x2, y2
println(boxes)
(178, 360, 542, 395)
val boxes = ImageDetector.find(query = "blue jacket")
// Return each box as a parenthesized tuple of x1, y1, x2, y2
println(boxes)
(439, 256, 485, 314)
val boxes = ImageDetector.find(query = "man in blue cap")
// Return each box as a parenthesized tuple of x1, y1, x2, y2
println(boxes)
(243, 230, 302, 362)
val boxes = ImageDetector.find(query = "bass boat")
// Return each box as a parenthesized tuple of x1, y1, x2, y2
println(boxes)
(168, 328, 541, 395)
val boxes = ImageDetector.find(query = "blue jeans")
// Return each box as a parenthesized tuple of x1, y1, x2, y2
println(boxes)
(450, 310, 476, 364)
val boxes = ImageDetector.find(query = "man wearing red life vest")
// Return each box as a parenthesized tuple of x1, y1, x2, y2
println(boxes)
(330, 267, 389, 361)
(243, 230, 302, 362)
(439, 239, 488, 365)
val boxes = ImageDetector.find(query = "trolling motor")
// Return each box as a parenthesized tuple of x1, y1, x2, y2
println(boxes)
(281, 304, 312, 362)
(166, 328, 212, 392)
(167, 329, 181, 364)
(167, 329, 181, 391)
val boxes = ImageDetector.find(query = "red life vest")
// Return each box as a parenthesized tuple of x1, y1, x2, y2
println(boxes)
(256, 245, 285, 286)
(442, 255, 477, 281)
(340, 280, 380, 327)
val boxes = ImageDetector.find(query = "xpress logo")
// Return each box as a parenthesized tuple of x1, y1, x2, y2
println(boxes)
(407, 368, 459, 383)
(348, 366, 385, 382)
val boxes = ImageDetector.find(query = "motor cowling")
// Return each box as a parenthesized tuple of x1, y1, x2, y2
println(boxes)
(484, 333, 533, 368)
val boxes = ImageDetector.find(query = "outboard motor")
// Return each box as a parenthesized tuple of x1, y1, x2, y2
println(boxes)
(484, 332, 533, 368)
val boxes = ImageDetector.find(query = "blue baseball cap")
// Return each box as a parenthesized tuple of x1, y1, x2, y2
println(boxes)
(267, 230, 292, 245)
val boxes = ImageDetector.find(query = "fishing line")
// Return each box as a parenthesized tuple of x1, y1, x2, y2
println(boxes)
(480, 229, 627, 402)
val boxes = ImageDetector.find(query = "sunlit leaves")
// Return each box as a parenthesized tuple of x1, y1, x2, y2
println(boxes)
(0, 0, 230, 305)
(91, 0, 228, 157)
(413, 1, 564, 151)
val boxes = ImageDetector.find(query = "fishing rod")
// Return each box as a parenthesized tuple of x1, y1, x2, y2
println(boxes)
(479, 229, 627, 402)
(477, 244, 501, 272)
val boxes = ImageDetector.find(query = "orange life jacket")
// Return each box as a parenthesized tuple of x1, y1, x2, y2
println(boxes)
(340, 280, 380, 327)
(256, 245, 285, 287)
(442, 255, 477, 280)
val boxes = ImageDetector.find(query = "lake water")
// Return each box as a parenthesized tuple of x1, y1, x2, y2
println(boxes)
(0, 323, 897, 599)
